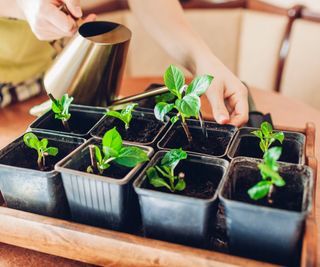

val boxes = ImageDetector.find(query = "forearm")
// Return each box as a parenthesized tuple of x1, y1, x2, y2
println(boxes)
(127, 0, 224, 76)
(0, 0, 25, 19)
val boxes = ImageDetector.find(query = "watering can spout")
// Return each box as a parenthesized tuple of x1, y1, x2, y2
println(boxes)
(44, 21, 131, 107)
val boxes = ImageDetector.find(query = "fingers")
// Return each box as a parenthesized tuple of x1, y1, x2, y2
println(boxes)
(82, 13, 97, 23)
(206, 82, 230, 124)
(63, 0, 82, 18)
(227, 85, 249, 127)
(46, 4, 75, 34)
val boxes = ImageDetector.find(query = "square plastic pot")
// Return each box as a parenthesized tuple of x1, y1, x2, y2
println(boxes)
(227, 127, 305, 164)
(55, 138, 153, 230)
(0, 131, 85, 218)
(158, 119, 237, 157)
(29, 104, 106, 138)
(90, 109, 169, 147)
(134, 151, 229, 247)
(219, 157, 313, 265)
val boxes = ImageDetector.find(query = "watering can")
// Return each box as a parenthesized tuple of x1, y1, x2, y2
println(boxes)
(44, 20, 168, 107)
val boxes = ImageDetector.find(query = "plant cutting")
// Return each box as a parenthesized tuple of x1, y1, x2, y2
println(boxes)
(0, 131, 85, 218)
(247, 147, 285, 203)
(251, 122, 284, 153)
(87, 127, 149, 175)
(105, 103, 138, 130)
(134, 150, 229, 247)
(48, 93, 74, 131)
(55, 128, 153, 230)
(147, 148, 187, 192)
(23, 132, 59, 171)
(154, 64, 213, 142)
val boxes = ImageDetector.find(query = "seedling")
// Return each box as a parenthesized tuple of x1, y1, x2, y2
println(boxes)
(248, 146, 285, 203)
(251, 122, 284, 153)
(154, 64, 213, 142)
(147, 148, 187, 192)
(87, 127, 149, 175)
(105, 103, 138, 130)
(48, 93, 74, 131)
(23, 133, 59, 171)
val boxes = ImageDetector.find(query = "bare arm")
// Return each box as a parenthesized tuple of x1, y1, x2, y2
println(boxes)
(0, 1, 25, 19)
(128, 0, 248, 126)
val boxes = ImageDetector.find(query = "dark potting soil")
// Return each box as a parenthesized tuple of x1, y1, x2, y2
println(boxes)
(234, 135, 300, 163)
(79, 162, 131, 179)
(93, 116, 164, 143)
(143, 160, 223, 199)
(0, 139, 79, 172)
(231, 166, 304, 212)
(164, 126, 231, 156)
(35, 110, 103, 135)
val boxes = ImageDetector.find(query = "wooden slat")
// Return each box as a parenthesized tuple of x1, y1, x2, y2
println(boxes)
(0, 205, 279, 267)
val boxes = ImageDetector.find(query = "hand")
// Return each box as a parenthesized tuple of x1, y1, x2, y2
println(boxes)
(205, 66, 249, 127)
(16, 0, 96, 41)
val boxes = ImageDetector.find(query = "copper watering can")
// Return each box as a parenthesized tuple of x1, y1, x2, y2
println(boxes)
(44, 20, 168, 108)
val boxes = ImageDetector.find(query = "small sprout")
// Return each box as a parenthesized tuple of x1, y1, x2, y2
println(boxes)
(23, 133, 59, 171)
(105, 103, 138, 130)
(155, 92, 176, 104)
(154, 64, 213, 142)
(248, 146, 286, 203)
(88, 127, 149, 175)
(251, 121, 284, 153)
(147, 148, 188, 192)
(48, 93, 74, 131)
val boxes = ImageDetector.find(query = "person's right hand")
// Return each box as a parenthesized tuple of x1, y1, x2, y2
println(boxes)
(16, 0, 95, 41)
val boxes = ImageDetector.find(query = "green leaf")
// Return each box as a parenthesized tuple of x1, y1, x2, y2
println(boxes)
(248, 180, 271, 200)
(175, 179, 186, 191)
(45, 147, 59, 156)
(39, 138, 48, 149)
(259, 141, 266, 153)
(264, 146, 282, 163)
(102, 127, 122, 156)
(154, 102, 174, 121)
(251, 130, 263, 140)
(121, 103, 137, 128)
(23, 133, 39, 150)
(161, 148, 187, 170)
(93, 145, 102, 163)
(261, 122, 272, 137)
(186, 75, 213, 96)
(115, 146, 149, 167)
(170, 116, 179, 124)
(177, 94, 200, 117)
(155, 92, 176, 104)
(272, 132, 285, 144)
(106, 110, 126, 124)
(258, 163, 282, 182)
(98, 161, 110, 171)
(163, 65, 185, 98)
(272, 174, 286, 187)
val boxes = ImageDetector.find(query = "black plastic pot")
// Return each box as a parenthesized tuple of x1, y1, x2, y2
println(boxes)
(227, 127, 305, 164)
(0, 131, 85, 218)
(29, 104, 106, 137)
(219, 157, 313, 265)
(158, 119, 237, 157)
(55, 138, 153, 230)
(90, 109, 169, 147)
(134, 151, 229, 247)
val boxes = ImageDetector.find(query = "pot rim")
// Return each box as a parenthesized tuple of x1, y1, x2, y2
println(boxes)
(29, 104, 107, 137)
(134, 150, 229, 205)
(227, 126, 306, 164)
(219, 157, 314, 216)
(55, 137, 154, 185)
(0, 130, 86, 176)
(90, 109, 170, 146)
(157, 118, 237, 158)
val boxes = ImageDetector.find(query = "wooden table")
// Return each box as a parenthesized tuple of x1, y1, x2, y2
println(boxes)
(0, 77, 319, 266)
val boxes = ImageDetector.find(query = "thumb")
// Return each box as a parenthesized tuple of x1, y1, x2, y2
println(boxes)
(64, 0, 82, 18)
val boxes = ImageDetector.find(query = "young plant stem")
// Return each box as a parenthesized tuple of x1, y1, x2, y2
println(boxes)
(89, 145, 98, 174)
(198, 111, 208, 139)
(37, 153, 45, 171)
(180, 116, 192, 143)
(268, 184, 274, 204)
(62, 120, 71, 132)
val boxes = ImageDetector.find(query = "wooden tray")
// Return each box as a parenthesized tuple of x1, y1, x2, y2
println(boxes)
(0, 123, 317, 267)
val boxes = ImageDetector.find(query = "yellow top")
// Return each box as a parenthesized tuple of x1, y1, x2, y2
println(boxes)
(0, 18, 55, 84)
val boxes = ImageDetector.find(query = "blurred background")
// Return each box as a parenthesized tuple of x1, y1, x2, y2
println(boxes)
(80, 0, 320, 111)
